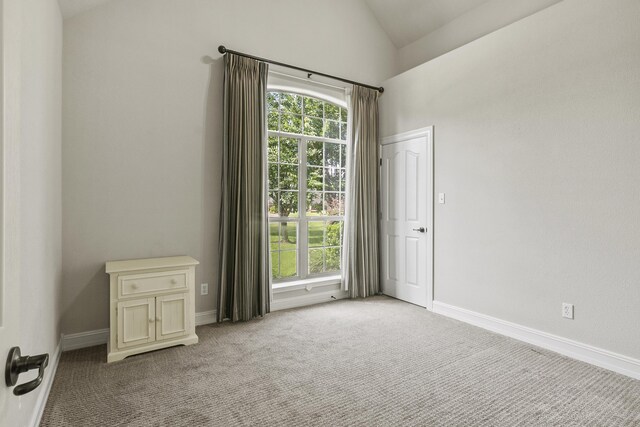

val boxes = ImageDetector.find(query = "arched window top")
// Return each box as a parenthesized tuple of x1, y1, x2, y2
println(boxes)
(267, 91, 348, 141)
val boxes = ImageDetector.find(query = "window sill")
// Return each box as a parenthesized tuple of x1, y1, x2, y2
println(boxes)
(272, 275, 342, 293)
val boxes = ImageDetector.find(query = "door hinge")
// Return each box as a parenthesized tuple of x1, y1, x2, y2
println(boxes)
(379, 158, 382, 166)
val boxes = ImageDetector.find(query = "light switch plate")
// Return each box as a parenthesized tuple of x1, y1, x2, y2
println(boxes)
(438, 193, 445, 204)
(201, 283, 209, 295)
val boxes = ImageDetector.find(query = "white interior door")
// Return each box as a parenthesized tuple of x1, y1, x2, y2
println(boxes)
(1, 0, 23, 422)
(380, 127, 433, 309)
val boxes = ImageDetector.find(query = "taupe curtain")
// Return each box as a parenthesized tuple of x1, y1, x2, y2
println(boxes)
(218, 54, 270, 322)
(343, 85, 380, 298)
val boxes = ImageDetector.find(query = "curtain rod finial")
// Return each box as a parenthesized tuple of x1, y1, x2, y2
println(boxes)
(379, 87, 385, 93)
(218, 45, 227, 54)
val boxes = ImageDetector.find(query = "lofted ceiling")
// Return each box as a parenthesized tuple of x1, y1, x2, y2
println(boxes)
(364, 0, 488, 48)
(364, 0, 563, 54)
(59, 0, 562, 64)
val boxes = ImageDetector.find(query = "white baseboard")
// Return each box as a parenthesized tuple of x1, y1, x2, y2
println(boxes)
(195, 310, 217, 326)
(271, 289, 348, 311)
(61, 328, 109, 351)
(432, 300, 640, 380)
(30, 337, 62, 427)
(62, 310, 218, 351)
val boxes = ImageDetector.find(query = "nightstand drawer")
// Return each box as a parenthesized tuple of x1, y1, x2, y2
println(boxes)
(119, 270, 188, 297)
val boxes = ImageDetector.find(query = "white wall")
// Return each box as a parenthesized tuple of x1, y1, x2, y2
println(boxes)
(380, 0, 640, 359)
(397, 0, 561, 73)
(17, 0, 62, 424)
(61, 0, 397, 334)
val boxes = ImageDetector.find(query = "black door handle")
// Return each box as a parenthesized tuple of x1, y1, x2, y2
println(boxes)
(412, 227, 426, 233)
(5, 347, 49, 396)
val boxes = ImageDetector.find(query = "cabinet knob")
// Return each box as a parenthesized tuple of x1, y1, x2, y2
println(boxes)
(148, 318, 154, 323)
(130, 283, 138, 289)
(156, 316, 161, 322)
(170, 279, 177, 285)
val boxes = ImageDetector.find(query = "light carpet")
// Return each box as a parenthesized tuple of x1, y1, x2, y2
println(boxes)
(41, 296, 640, 426)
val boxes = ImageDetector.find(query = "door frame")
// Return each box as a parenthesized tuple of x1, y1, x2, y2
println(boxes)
(380, 126, 434, 311)
(1, 0, 24, 421)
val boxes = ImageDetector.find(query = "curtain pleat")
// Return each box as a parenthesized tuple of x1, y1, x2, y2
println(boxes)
(218, 54, 270, 322)
(343, 85, 380, 298)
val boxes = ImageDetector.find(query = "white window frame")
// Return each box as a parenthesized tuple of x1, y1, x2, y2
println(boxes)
(267, 89, 347, 286)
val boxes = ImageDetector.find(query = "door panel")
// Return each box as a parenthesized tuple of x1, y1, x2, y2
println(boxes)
(406, 151, 419, 221)
(390, 152, 401, 220)
(388, 235, 398, 281)
(117, 298, 155, 348)
(406, 237, 419, 285)
(156, 294, 188, 341)
(380, 128, 433, 308)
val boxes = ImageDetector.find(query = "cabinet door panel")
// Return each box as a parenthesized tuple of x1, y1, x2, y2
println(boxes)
(156, 294, 188, 341)
(117, 298, 155, 348)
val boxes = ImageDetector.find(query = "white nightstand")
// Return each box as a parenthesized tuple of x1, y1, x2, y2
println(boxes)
(105, 256, 199, 363)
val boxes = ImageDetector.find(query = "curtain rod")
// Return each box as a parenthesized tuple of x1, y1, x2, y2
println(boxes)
(218, 45, 384, 93)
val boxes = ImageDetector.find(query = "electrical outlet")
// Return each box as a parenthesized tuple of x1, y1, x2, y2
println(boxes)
(201, 283, 209, 295)
(562, 303, 574, 319)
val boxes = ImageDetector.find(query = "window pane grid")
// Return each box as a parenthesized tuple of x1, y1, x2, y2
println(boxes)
(268, 90, 346, 282)
(268, 92, 347, 142)
(269, 222, 298, 280)
(307, 220, 343, 274)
